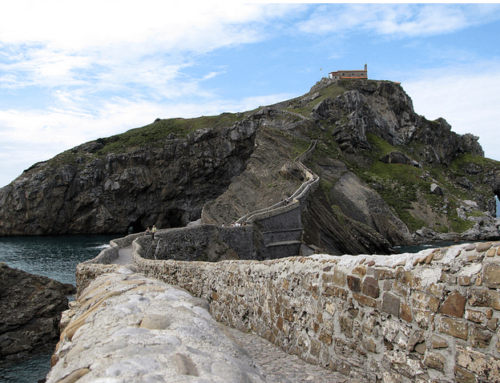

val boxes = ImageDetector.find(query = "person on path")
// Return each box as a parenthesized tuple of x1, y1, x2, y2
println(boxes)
(152, 225, 157, 240)
(146, 227, 151, 235)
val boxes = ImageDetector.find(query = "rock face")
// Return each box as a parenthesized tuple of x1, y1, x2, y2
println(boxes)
(0, 78, 498, 250)
(0, 263, 72, 365)
(0, 119, 257, 235)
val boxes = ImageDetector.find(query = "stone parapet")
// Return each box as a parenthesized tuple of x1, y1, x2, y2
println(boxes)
(116, 241, 500, 382)
(49, 270, 265, 383)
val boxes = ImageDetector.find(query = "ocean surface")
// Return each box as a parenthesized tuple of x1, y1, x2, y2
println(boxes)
(0, 235, 117, 383)
(0, 233, 487, 382)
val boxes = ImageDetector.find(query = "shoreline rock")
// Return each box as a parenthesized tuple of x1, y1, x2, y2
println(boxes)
(0, 263, 73, 366)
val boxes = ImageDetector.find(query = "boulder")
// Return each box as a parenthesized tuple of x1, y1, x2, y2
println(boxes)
(380, 151, 410, 165)
(430, 183, 443, 196)
(0, 263, 70, 365)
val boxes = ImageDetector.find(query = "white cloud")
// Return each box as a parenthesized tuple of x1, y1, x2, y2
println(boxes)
(298, 4, 500, 38)
(403, 62, 500, 162)
(0, 90, 296, 187)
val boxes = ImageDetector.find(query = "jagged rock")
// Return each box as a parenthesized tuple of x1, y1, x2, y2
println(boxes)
(329, 172, 413, 246)
(0, 79, 498, 249)
(430, 183, 443, 196)
(380, 152, 411, 165)
(0, 120, 257, 235)
(0, 263, 70, 365)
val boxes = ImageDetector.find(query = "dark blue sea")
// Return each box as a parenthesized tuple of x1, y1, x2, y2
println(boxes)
(0, 235, 116, 383)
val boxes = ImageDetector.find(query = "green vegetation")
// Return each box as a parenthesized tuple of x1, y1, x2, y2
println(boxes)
(285, 83, 347, 117)
(95, 114, 245, 155)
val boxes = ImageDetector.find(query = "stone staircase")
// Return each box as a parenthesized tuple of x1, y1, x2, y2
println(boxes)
(237, 140, 319, 259)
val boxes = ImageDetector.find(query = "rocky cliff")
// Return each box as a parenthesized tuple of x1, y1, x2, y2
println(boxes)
(0, 79, 499, 252)
(0, 263, 74, 365)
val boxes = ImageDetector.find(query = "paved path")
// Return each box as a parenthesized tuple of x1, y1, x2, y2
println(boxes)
(112, 245, 133, 265)
(109, 245, 356, 382)
(224, 326, 357, 383)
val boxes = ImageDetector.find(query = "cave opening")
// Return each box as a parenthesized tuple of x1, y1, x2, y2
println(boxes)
(127, 215, 146, 234)
(163, 208, 185, 228)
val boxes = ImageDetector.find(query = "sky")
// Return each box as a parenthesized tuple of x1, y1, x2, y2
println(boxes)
(1, 2, 499, 188)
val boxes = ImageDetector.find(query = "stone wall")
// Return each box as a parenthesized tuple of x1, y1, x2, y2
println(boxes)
(119, 240, 500, 383)
(135, 224, 256, 262)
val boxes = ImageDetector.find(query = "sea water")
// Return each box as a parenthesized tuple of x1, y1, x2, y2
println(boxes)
(0, 235, 116, 383)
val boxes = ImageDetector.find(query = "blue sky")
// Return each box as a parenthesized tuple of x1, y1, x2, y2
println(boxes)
(1, 2, 500, 188)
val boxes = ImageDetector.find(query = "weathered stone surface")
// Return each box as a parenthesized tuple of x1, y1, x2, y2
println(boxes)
(454, 366, 476, 383)
(469, 289, 500, 310)
(0, 263, 70, 365)
(48, 273, 266, 383)
(382, 292, 400, 318)
(437, 316, 468, 340)
(347, 274, 361, 292)
(476, 243, 492, 252)
(456, 346, 500, 381)
(439, 291, 466, 318)
(431, 335, 448, 349)
(424, 352, 446, 372)
(483, 263, 500, 288)
(362, 276, 380, 298)
(470, 325, 493, 348)
(400, 303, 412, 323)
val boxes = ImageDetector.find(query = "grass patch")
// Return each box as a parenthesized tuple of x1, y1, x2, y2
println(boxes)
(96, 114, 245, 155)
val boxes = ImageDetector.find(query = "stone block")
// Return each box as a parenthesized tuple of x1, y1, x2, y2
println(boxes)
(323, 286, 348, 300)
(431, 335, 448, 349)
(382, 292, 400, 318)
(353, 292, 377, 308)
(347, 275, 361, 292)
(487, 248, 496, 257)
(456, 345, 500, 381)
(322, 269, 346, 286)
(352, 265, 366, 277)
(437, 316, 468, 340)
(487, 318, 498, 331)
(319, 330, 332, 346)
(476, 243, 492, 252)
(362, 276, 380, 298)
(400, 303, 412, 323)
(424, 352, 445, 372)
(408, 330, 424, 351)
(373, 268, 395, 280)
(439, 291, 466, 318)
(339, 315, 353, 337)
(454, 366, 476, 383)
(310, 339, 322, 357)
(411, 291, 440, 313)
(470, 325, 493, 348)
(465, 309, 484, 323)
(469, 289, 500, 310)
(440, 272, 457, 284)
(458, 275, 472, 286)
(483, 264, 500, 288)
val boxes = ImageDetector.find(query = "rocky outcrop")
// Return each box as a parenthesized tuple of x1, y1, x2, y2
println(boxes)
(0, 120, 257, 236)
(0, 263, 73, 365)
(0, 78, 498, 250)
(329, 172, 413, 246)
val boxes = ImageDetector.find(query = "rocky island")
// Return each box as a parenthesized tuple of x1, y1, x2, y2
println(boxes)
(0, 78, 499, 254)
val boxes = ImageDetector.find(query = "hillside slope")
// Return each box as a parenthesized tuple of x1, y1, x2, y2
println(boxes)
(0, 78, 498, 253)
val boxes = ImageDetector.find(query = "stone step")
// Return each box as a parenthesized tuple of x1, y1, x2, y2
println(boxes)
(266, 240, 302, 248)
(262, 228, 303, 235)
